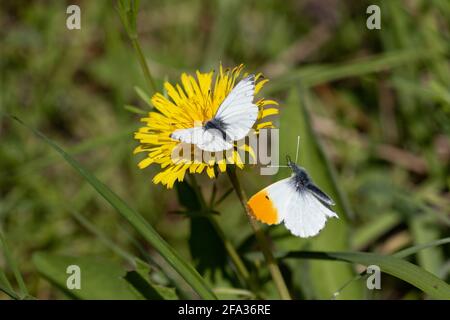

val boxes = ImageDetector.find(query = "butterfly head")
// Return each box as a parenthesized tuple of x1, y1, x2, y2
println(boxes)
(286, 155, 302, 173)
(286, 155, 311, 188)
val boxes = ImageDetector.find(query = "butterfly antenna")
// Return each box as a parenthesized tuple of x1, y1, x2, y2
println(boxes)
(295, 135, 300, 164)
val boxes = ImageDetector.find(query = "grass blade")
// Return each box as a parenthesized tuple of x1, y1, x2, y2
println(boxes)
(352, 211, 402, 250)
(0, 229, 28, 298)
(11, 115, 217, 300)
(0, 267, 13, 292)
(282, 250, 450, 299)
(268, 48, 447, 94)
(395, 237, 450, 259)
(330, 238, 450, 298)
(0, 268, 20, 300)
(33, 253, 142, 299)
(70, 210, 137, 264)
(409, 215, 444, 276)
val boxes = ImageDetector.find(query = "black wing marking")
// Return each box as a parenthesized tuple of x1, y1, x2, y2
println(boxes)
(306, 183, 335, 206)
(204, 117, 230, 141)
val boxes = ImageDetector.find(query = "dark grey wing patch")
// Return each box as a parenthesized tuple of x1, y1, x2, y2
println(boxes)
(306, 183, 335, 206)
(203, 117, 232, 142)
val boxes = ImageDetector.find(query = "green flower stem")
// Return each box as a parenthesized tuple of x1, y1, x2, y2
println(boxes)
(227, 169, 291, 300)
(209, 218, 252, 284)
(189, 176, 253, 289)
(117, 0, 158, 94)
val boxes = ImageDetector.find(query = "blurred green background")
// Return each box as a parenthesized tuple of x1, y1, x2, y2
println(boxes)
(1, 0, 449, 299)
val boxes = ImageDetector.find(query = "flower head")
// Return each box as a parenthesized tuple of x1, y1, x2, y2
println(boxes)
(134, 64, 278, 188)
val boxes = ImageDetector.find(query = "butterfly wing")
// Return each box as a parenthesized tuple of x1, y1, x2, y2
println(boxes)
(214, 75, 259, 141)
(247, 176, 338, 238)
(171, 127, 204, 145)
(197, 129, 233, 152)
(171, 127, 232, 152)
(306, 183, 335, 206)
(247, 177, 293, 225)
(283, 189, 338, 238)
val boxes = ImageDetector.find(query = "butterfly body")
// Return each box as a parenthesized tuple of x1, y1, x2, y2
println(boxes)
(203, 117, 229, 140)
(287, 160, 335, 206)
(247, 160, 338, 238)
(290, 165, 311, 190)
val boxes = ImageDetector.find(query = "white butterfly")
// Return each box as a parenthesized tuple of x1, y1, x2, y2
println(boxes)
(247, 158, 338, 238)
(170, 75, 258, 152)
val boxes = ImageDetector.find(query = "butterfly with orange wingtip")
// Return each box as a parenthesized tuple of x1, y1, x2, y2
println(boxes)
(247, 156, 338, 238)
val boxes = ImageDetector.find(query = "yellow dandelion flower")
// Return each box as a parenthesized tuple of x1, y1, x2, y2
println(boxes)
(134, 64, 279, 188)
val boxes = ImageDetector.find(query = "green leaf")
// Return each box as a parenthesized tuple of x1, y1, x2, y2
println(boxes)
(130, 259, 178, 300)
(176, 181, 201, 212)
(33, 253, 143, 299)
(11, 116, 216, 300)
(189, 218, 227, 276)
(124, 271, 178, 300)
(281, 250, 450, 300)
(176, 181, 227, 277)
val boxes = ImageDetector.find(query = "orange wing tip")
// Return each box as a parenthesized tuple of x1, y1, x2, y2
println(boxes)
(246, 203, 272, 224)
(247, 190, 279, 225)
